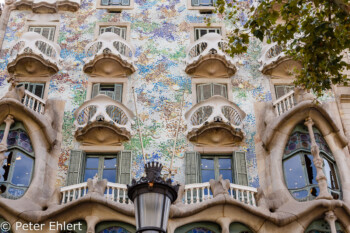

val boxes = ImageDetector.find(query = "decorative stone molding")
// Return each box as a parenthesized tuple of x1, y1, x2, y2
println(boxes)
(14, 0, 80, 13)
(87, 175, 108, 197)
(324, 210, 337, 233)
(0, 115, 14, 178)
(185, 33, 237, 78)
(7, 32, 61, 76)
(184, 95, 246, 146)
(209, 175, 230, 198)
(74, 94, 135, 145)
(83, 32, 135, 77)
(259, 42, 301, 78)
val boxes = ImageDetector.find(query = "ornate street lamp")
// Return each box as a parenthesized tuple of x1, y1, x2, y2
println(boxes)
(127, 162, 179, 233)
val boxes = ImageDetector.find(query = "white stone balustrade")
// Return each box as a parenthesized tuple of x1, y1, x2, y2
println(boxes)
(182, 182, 258, 207)
(73, 94, 135, 133)
(183, 182, 212, 204)
(22, 90, 46, 114)
(8, 32, 61, 70)
(229, 183, 257, 207)
(84, 32, 135, 66)
(185, 33, 235, 65)
(184, 95, 246, 134)
(60, 182, 130, 205)
(272, 90, 295, 116)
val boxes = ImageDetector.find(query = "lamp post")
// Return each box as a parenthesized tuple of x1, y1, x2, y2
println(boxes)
(127, 162, 179, 233)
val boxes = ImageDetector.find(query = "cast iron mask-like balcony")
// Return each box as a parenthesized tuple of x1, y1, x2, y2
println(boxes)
(259, 42, 301, 77)
(14, 0, 80, 13)
(74, 94, 135, 146)
(184, 95, 246, 147)
(185, 33, 237, 78)
(83, 32, 135, 77)
(7, 32, 61, 77)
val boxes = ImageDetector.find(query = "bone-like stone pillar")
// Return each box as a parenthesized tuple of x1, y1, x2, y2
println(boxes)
(0, 115, 14, 177)
(304, 117, 333, 200)
(324, 210, 337, 233)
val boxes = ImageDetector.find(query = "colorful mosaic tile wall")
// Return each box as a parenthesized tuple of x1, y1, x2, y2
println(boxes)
(0, 0, 281, 188)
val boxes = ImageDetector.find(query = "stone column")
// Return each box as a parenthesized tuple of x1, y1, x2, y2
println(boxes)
(324, 210, 337, 233)
(304, 117, 333, 200)
(0, 115, 14, 177)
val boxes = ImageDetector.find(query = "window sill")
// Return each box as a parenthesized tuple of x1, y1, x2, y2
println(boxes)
(96, 4, 134, 11)
(188, 5, 215, 12)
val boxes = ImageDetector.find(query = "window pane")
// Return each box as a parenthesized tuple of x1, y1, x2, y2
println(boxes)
(0, 152, 11, 182)
(218, 158, 231, 169)
(84, 169, 98, 181)
(102, 170, 117, 182)
(283, 155, 306, 189)
(201, 158, 214, 169)
(292, 190, 308, 199)
(202, 170, 215, 182)
(11, 152, 33, 187)
(104, 158, 117, 169)
(323, 158, 339, 189)
(219, 170, 232, 182)
(86, 157, 99, 169)
(304, 154, 317, 185)
(202, 84, 212, 100)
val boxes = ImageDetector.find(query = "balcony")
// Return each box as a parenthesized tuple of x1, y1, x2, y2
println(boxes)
(259, 43, 301, 78)
(60, 181, 257, 207)
(185, 33, 237, 78)
(15, 0, 80, 13)
(184, 96, 246, 147)
(7, 32, 61, 77)
(74, 94, 135, 146)
(83, 32, 135, 77)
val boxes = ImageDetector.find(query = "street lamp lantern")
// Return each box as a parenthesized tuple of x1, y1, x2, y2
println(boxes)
(127, 162, 179, 233)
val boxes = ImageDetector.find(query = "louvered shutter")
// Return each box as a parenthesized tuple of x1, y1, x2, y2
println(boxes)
(118, 151, 132, 184)
(275, 85, 286, 99)
(213, 83, 227, 99)
(101, 0, 109, 5)
(197, 83, 212, 102)
(192, 0, 199, 6)
(66, 150, 85, 185)
(99, 27, 105, 35)
(185, 151, 200, 184)
(114, 84, 123, 102)
(91, 83, 100, 98)
(233, 152, 248, 186)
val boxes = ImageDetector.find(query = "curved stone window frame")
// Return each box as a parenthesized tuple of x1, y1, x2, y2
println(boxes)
(305, 219, 345, 233)
(0, 122, 35, 200)
(282, 125, 342, 201)
(175, 222, 221, 233)
(95, 221, 135, 233)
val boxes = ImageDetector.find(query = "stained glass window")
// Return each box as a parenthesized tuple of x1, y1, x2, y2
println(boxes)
(0, 122, 34, 200)
(98, 226, 130, 233)
(283, 124, 341, 201)
(187, 228, 214, 233)
(305, 219, 345, 233)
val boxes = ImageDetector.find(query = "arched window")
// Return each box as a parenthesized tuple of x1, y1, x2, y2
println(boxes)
(95, 221, 135, 233)
(229, 222, 253, 233)
(283, 124, 341, 201)
(175, 222, 221, 233)
(0, 122, 34, 199)
(305, 219, 345, 233)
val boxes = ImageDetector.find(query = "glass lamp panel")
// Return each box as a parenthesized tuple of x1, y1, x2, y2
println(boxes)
(11, 152, 33, 187)
(161, 197, 171, 230)
(283, 155, 306, 189)
(136, 192, 166, 231)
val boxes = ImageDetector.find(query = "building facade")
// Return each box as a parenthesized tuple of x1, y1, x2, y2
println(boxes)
(0, 0, 349, 232)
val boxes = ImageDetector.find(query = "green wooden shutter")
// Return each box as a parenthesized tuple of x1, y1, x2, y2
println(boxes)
(185, 151, 200, 184)
(66, 150, 85, 186)
(275, 85, 286, 99)
(114, 84, 123, 102)
(91, 83, 100, 99)
(118, 151, 132, 184)
(233, 152, 248, 186)
(212, 83, 227, 99)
